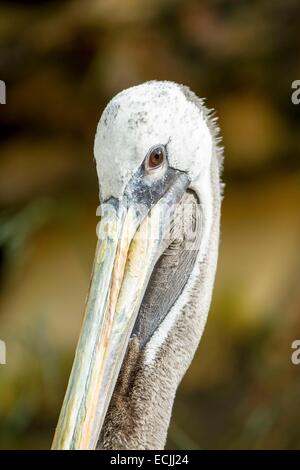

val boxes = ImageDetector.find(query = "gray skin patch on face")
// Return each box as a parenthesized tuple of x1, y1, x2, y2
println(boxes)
(123, 164, 188, 209)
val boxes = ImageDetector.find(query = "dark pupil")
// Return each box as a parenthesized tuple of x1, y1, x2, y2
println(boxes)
(150, 149, 163, 165)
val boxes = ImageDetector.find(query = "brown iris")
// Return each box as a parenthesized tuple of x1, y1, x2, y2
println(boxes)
(146, 145, 166, 170)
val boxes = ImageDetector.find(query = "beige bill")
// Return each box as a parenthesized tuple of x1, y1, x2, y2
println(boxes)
(51, 195, 175, 450)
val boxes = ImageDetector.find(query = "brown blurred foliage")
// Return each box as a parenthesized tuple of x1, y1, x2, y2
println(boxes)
(0, 0, 300, 449)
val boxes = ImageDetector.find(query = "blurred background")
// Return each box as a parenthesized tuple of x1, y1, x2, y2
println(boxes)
(0, 0, 300, 450)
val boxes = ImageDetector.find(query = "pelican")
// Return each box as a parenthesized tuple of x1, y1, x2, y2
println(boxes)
(52, 81, 223, 450)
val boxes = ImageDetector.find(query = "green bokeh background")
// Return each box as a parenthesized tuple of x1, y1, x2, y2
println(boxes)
(0, 0, 300, 449)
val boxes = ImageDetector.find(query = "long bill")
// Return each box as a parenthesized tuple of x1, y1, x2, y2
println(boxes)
(52, 174, 189, 450)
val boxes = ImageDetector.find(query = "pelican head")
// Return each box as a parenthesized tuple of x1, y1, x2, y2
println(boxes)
(52, 81, 223, 450)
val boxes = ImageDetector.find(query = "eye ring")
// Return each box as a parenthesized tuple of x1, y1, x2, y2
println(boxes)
(145, 145, 167, 172)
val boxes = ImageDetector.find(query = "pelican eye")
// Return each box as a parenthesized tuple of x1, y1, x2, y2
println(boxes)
(145, 145, 166, 171)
